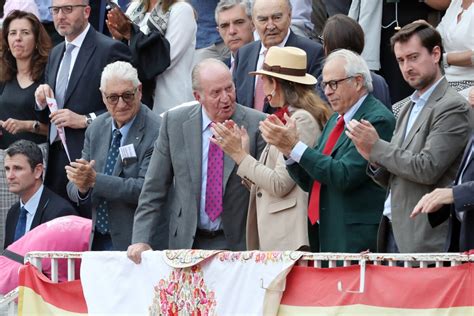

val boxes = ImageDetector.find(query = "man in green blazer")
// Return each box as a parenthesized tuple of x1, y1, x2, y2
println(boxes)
(260, 49, 396, 253)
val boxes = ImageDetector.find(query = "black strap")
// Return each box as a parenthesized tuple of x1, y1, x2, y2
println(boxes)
(1, 249, 25, 264)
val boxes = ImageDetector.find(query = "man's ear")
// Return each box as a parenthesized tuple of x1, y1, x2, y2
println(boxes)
(34, 163, 44, 180)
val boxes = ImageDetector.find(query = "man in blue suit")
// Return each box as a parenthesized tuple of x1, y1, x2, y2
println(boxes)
(34, 0, 131, 201)
(232, 0, 324, 113)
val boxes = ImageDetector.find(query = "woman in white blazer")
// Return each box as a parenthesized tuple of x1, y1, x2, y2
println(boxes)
(212, 47, 331, 250)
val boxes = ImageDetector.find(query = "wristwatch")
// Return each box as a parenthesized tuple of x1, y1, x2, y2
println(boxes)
(85, 114, 93, 127)
(32, 120, 40, 132)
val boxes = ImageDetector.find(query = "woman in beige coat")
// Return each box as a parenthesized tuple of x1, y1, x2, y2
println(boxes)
(211, 46, 331, 250)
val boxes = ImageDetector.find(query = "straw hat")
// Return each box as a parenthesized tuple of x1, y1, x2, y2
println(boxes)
(249, 46, 317, 85)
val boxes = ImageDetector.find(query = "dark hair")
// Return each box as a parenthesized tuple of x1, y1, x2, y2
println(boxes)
(390, 22, 444, 67)
(5, 140, 43, 171)
(272, 77, 331, 128)
(1, 10, 52, 82)
(322, 14, 364, 56)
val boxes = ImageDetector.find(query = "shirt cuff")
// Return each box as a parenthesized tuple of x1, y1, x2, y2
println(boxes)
(289, 141, 308, 164)
(77, 189, 91, 201)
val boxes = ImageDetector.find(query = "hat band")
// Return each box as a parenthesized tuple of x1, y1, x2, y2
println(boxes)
(263, 63, 306, 77)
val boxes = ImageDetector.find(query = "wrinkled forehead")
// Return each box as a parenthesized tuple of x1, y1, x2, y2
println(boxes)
(253, 0, 290, 17)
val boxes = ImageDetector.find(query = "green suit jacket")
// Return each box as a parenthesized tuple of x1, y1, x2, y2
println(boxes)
(288, 94, 396, 252)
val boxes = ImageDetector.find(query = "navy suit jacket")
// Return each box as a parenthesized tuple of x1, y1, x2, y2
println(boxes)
(429, 134, 474, 252)
(44, 26, 131, 161)
(3, 186, 78, 248)
(233, 30, 324, 113)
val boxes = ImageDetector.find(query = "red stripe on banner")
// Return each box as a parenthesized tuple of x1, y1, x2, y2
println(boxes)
(18, 264, 87, 313)
(281, 263, 474, 309)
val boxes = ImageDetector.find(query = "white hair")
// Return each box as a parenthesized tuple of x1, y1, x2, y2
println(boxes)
(100, 61, 140, 90)
(325, 49, 373, 92)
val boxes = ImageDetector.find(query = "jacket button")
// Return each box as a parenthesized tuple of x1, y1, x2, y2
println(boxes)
(257, 192, 262, 198)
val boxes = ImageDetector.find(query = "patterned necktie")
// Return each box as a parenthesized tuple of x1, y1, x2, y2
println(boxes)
(50, 43, 75, 144)
(14, 206, 28, 242)
(95, 129, 122, 234)
(253, 50, 267, 112)
(308, 115, 345, 225)
(205, 139, 224, 221)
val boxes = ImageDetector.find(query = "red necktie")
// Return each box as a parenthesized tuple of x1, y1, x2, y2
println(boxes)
(307, 115, 345, 225)
(205, 140, 224, 221)
(253, 50, 267, 112)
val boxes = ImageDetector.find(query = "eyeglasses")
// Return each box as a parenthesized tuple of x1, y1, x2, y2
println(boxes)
(104, 88, 137, 105)
(320, 76, 354, 91)
(48, 5, 87, 15)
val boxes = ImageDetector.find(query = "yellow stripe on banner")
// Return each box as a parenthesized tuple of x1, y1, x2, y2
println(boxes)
(18, 286, 87, 316)
(278, 304, 474, 316)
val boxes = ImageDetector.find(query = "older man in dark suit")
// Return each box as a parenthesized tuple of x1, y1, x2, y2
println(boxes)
(66, 61, 161, 251)
(232, 0, 324, 113)
(127, 59, 266, 263)
(3, 140, 77, 248)
(35, 0, 131, 201)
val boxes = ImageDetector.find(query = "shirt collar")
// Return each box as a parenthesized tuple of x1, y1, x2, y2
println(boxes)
(111, 111, 138, 142)
(259, 28, 291, 55)
(201, 106, 213, 132)
(21, 184, 44, 216)
(65, 23, 90, 49)
(410, 76, 444, 104)
(340, 94, 368, 125)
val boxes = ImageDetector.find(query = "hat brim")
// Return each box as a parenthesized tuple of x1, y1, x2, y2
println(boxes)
(249, 69, 317, 85)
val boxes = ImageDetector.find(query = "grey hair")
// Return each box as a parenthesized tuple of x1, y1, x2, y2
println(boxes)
(100, 61, 140, 91)
(325, 49, 373, 92)
(252, 0, 292, 13)
(215, 0, 252, 24)
(191, 58, 230, 92)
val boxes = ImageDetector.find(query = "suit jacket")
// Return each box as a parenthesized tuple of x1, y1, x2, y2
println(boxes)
(4, 186, 78, 248)
(429, 134, 474, 252)
(67, 105, 161, 251)
(288, 94, 396, 253)
(369, 78, 472, 253)
(44, 26, 131, 163)
(237, 109, 321, 251)
(132, 103, 266, 250)
(233, 30, 324, 112)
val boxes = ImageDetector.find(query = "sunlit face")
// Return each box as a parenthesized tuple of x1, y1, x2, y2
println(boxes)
(217, 5, 254, 54)
(194, 63, 236, 123)
(4, 154, 42, 197)
(394, 34, 441, 94)
(253, 0, 291, 48)
(52, 0, 90, 41)
(101, 77, 142, 128)
(322, 58, 362, 115)
(7, 18, 36, 62)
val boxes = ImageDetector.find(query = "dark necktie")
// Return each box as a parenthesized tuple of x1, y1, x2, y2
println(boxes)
(205, 138, 224, 221)
(308, 115, 345, 225)
(95, 129, 122, 234)
(13, 206, 28, 242)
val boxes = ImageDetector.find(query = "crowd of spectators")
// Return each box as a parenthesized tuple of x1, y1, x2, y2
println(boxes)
(0, 0, 472, 286)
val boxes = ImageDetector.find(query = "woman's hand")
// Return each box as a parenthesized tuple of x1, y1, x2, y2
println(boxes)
(0, 119, 29, 134)
(210, 120, 248, 164)
(106, 8, 132, 40)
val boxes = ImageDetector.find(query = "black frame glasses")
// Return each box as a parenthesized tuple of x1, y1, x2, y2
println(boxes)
(104, 88, 137, 105)
(320, 76, 354, 91)
(48, 5, 87, 15)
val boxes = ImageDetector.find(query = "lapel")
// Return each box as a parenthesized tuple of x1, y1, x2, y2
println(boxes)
(94, 116, 113, 175)
(183, 105, 203, 193)
(394, 100, 414, 147)
(113, 106, 146, 176)
(222, 106, 245, 191)
(64, 27, 97, 106)
(284, 30, 297, 46)
(49, 45, 65, 89)
(31, 188, 50, 228)
(456, 135, 474, 181)
(402, 79, 448, 149)
(246, 43, 260, 100)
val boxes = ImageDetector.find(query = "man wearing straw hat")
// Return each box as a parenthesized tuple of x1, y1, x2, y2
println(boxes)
(260, 49, 396, 253)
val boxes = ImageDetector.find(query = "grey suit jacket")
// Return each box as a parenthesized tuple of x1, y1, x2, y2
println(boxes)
(368, 78, 471, 253)
(67, 104, 161, 250)
(132, 103, 266, 250)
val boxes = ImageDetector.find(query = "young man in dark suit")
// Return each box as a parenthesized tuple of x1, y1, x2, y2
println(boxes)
(3, 140, 77, 248)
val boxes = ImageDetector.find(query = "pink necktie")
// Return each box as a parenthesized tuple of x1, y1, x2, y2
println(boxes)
(253, 50, 267, 112)
(205, 140, 224, 221)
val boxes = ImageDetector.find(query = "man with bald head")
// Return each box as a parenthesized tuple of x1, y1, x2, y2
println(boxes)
(127, 59, 266, 262)
(232, 0, 324, 113)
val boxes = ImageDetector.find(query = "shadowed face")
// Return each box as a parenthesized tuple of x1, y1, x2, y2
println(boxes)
(217, 5, 254, 54)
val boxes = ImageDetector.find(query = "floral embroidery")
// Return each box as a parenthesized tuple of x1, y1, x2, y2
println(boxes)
(149, 265, 217, 316)
(217, 251, 302, 264)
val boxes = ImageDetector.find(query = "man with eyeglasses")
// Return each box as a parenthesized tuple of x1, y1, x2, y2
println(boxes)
(65, 61, 160, 251)
(34, 0, 131, 202)
(232, 0, 324, 114)
(259, 49, 395, 253)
